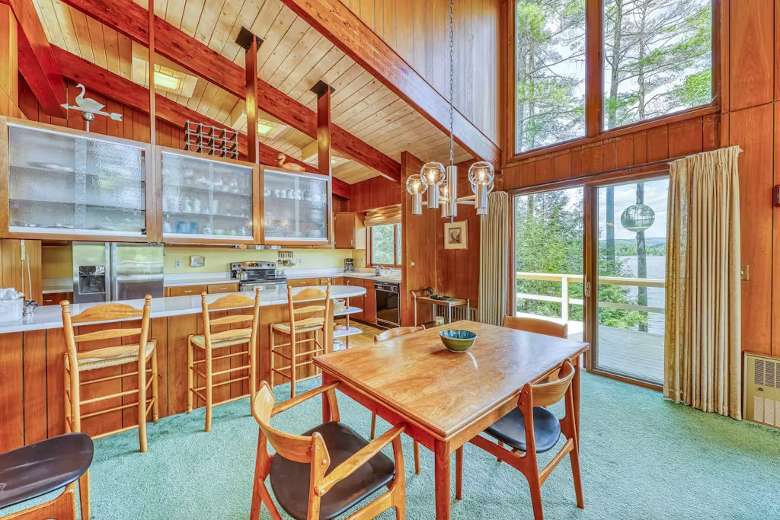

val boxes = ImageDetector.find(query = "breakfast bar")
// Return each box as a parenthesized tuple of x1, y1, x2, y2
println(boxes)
(0, 285, 365, 450)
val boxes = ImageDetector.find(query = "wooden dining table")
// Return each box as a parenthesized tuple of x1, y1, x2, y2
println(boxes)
(314, 320, 590, 520)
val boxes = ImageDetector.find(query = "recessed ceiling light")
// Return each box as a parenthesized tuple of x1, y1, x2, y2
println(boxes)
(154, 70, 181, 91)
(257, 120, 275, 136)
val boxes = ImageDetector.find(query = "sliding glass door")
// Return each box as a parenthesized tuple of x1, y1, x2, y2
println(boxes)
(593, 177, 669, 384)
(513, 187, 584, 339)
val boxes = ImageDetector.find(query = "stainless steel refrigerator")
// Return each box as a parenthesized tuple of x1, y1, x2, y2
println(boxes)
(72, 242, 164, 303)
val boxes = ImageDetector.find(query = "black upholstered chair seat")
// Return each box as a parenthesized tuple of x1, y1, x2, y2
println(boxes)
(0, 433, 93, 510)
(484, 407, 561, 453)
(270, 422, 395, 520)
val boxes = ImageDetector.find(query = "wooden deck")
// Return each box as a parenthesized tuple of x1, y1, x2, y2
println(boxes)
(569, 322, 664, 384)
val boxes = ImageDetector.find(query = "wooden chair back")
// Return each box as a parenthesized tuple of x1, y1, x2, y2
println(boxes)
(503, 315, 568, 338)
(251, 382, 329, 465)
(287, 284, 331, 328)
(61, 296, 153, 368)
(200, 288, 261, 347)
(374, 325, 425, 343)
(529, 360, 575, 407)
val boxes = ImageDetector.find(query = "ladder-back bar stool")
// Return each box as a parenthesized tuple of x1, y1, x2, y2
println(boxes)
(187, 288, 261, 432)
(61, 295, 159, 519)
(270, 284, 331, 398)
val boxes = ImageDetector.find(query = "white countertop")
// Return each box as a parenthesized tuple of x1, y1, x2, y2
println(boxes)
(161, 268, 401, 287)
(1, 285, 366, 334)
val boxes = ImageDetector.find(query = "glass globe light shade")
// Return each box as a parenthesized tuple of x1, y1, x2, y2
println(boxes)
(405, 174, 426, 215)
(420, 162, 446, 209)
(467, 161, 495, 187)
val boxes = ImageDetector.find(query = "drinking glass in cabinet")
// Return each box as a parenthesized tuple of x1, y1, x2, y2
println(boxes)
(263, 169, 328, 242)
(160, 150, 254, 240)
(7, 123, 147, 235)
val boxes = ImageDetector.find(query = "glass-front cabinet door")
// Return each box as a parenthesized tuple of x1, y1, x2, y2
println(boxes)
(160, 149, 256, 242)
(5, 121, 149, 237)
(263, 169, 330, 244)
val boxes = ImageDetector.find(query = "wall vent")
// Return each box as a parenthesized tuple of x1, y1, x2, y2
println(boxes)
(744, 353, 780, 428)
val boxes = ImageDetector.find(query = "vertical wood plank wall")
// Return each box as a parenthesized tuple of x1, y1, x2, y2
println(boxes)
(502, 2, 780, 358)
(341, 0, 501, 144)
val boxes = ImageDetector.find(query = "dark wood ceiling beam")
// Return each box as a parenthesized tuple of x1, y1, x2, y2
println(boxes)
(58, 0, 401, 183)
(4, 0, 66, 116)
(52, 47, 352, 199)
(280, 0, 500, 165)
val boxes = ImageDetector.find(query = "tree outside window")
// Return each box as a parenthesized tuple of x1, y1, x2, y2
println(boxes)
(515, 0, 587, 153)
(370, 224, 401, 266)
(603, 0, 713, 130)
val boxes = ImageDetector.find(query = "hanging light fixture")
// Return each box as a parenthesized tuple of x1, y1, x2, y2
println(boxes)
(410, 0, 493, 219)
(468, 160, 495, 215)
(406, 174, 427, 215)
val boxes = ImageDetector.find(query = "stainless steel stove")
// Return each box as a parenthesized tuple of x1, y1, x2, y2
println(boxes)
(230, 261, 287, 293)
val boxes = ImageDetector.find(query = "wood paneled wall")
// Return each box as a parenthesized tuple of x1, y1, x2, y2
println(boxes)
(346, 175, 402, 213)
(342, 0, 501, 144)
(18, 78, 182, 146)
(501, 2, 780, 359)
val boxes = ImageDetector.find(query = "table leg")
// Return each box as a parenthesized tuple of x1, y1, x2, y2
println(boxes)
(321, 374, 334, 423)
(573, 354, 582, 439)
(434, 440, 451, 520)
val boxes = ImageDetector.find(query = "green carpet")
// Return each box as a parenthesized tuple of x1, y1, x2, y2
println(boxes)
(79, 373, 780, 519)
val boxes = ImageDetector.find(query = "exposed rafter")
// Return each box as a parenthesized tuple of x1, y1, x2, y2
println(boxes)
(4, 0, 66, 116)
(58, 0, 401, 183)
(280, 0, 500, 165)
(53, 48, 352, 199)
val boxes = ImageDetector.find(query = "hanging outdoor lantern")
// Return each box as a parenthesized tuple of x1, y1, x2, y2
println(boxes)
(620, 203, 655, 233)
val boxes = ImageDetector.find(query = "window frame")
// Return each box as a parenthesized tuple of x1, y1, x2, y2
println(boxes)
(505, 0, 721, 163)
(368, 223, 402, 268)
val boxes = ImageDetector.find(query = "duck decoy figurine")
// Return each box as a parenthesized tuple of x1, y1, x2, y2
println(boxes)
(61, 83, 123, 132)
(277, 153, 306, 172)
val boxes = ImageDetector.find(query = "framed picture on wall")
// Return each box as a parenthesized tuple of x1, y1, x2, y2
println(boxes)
(444, 221, 468, 250)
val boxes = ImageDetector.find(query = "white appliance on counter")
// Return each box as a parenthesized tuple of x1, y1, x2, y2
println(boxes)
(72, 242, 164, 303)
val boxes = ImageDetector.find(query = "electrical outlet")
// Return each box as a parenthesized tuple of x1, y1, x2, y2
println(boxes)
(175, 259, 182, 268)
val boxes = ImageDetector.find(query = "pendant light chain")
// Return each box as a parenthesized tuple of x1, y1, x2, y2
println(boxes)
(448, 0, 455, 166)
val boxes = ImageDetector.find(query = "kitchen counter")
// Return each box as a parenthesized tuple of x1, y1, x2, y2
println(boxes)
(0, 284, 366, 334)
(161, 269, 401, 287)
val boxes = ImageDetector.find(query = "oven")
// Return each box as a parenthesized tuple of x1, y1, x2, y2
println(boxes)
(375, 282, 400, 328)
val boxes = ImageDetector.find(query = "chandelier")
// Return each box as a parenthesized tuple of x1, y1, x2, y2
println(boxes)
(406, 0, 495, 218)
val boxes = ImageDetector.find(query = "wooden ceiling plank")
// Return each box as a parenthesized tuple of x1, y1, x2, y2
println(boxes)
(260, 16, 308, 80)
(280, 0, 499, 164)
(284, 41, 339, 100)
(276, 34, 329, 92)
(52, 46, 352, 198)
(193, 0, 224, 45)
(11, 0, 67, 115)
(179, 0, 206, 36)
(59, 0, 400, 182)
(268, 26, 321, 87)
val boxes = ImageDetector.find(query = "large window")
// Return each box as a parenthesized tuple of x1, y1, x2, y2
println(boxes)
(513, 0, 714, 154)
(369, 223, 401, 266)
(515, 0, 587, 153)
(603, 0, 713, 130)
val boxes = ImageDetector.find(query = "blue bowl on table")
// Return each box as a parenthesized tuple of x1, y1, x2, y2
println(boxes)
(439, 329, 477, 353)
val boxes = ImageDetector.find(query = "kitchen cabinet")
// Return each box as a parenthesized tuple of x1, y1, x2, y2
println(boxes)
(362, 279, 377, 324)
(334, 212, 365, 249)
(160, 148, 258, 243)
(262, 168, 330, 245)
(2, 119, 151, 240)
(166, 284, 207, 297)
(206, 282, 239, 294)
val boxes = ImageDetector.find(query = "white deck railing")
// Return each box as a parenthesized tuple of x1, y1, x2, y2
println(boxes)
(515, 271, 665, 323)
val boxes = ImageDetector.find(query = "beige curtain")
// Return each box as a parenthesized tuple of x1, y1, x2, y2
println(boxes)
(478, 192, 509, 325)
(664, 146, 742, 419)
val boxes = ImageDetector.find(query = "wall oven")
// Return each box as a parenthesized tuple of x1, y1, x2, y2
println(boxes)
(375, 282, 400, 328)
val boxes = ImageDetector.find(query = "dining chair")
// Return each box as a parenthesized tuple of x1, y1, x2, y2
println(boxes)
(372, 326, 424, 475)
(0, 433, 93, 520)
(458, 360, 584, 520)
(187, 288, 261, 432)
(61, 295, 159, 519)
(503, 315, 568, 338)
(270, 284, 331, 399)
(249, 381, 407, 520)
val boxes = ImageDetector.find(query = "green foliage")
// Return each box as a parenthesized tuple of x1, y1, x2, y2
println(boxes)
(514, 190, 648, 329)
(604, 0, 713, 128)
(370, 224, 397, 265)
